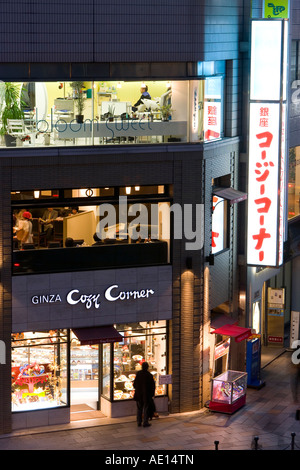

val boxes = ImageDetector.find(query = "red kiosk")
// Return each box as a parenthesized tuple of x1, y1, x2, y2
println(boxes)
(209, 323, 252, 414)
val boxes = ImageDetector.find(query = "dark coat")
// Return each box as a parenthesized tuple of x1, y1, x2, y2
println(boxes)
(133, 369, 155, 403)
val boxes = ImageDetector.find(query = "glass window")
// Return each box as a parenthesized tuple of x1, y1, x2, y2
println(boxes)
(12, 197, 171, 253)
(102, 344, 111, 400)
(11, 330, 68, 412)
(0, 76, 224, 150)
(111, 321, 167, 401)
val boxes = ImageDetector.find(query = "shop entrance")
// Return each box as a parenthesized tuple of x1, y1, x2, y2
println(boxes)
(70, 342, 103, 420)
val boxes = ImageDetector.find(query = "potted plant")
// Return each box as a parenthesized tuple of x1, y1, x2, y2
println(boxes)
(159, 103, 173, 121)
(0, 82, 25, 147)
(70, 81, 85, 123)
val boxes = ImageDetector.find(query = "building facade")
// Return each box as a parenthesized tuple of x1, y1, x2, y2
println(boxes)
(0, 0, 283, 434)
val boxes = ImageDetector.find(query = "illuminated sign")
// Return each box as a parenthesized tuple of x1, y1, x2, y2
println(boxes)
(204, 101, 221, 141)
(250, 20, 283, 101)
(247, 19, 288, 267)
(211, 195, 225, 254)
(31, 285, 155, 310)
(247, 102, 280, 266)
(263, 1, 289, 18)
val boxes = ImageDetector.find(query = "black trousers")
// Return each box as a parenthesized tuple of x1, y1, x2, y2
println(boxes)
(136, 400, 150, 425)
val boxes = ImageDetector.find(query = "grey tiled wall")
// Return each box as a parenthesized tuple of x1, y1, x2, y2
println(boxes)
(0, 0, 244, 63)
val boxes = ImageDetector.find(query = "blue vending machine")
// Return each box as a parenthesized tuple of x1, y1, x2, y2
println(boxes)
(246, 336, 265, 389)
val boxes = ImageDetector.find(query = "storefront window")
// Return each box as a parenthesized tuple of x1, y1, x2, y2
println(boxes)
(11, 330, 68, 412)
(112, 321, 167, 401)
(0, 77, 224, 150)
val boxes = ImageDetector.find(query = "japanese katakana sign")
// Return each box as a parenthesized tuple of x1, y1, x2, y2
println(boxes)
(248, 103, 280, 266)
(248, 19, 288, 267)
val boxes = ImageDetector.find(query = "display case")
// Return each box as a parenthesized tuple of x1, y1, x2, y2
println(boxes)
(209, 370, 247, 414)
(70, 347, 98, 382)
(11, 330, 68, 412)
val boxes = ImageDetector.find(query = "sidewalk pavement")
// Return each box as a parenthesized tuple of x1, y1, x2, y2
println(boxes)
(0, 350, 299, 451)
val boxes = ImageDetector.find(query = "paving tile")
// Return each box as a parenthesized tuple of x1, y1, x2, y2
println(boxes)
(1, 352, 299, 451)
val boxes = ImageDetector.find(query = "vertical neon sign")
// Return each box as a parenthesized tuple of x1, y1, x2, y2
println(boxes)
(247, 19, 288, 267)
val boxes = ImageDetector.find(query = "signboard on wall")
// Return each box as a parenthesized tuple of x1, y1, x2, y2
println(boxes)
(267, 287, 285, 346)
(12, 266, 173, 332)
(290, 311, 300, 348)
(247, 19, 288, 267)
(204, 101, 221, 141)
(247, 102, 281, 266)
(211, 195, 225, 254)
(263, 1, 289, 18)
(214, 339, 230, 361)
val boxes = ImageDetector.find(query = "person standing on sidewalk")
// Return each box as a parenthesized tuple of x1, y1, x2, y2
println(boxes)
(133, 362, 155, 427)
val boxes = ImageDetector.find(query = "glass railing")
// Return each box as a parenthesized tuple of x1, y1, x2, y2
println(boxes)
(13, 241, 169, 275)
(0, 78, 224, 149)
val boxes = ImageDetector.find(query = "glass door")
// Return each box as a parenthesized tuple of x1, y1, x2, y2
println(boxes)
(70, 341, 99, 412)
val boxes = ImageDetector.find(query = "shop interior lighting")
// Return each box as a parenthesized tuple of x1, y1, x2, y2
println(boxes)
(125, 187, 131, 194)
(34, 191, 40, 199)
(134, 186, 140, 191)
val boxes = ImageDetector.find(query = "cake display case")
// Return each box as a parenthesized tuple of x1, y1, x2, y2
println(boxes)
(209, 370, 247, 414)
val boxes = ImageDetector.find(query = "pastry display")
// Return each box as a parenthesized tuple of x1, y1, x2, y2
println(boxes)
(124, 381, 133, 390)
(132, 355, 143, 362)
(114, 390, 123, 399)
(112, 326, 168, 401)
(212, 375, 246, 404)
(121, 393, 130, 400)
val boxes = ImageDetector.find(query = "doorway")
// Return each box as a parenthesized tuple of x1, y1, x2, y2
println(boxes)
(70, 342, 105, 420)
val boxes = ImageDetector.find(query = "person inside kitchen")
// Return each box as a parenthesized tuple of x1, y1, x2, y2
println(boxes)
(39, 207, 58, 243)
(13, 210, 33, 248)
(132, 84, 151, 112)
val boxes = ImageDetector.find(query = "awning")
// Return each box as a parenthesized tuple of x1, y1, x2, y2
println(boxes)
(72, 326, 123, 345)
(211, 324, 252, 343)
(213, 187, 247, 204)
